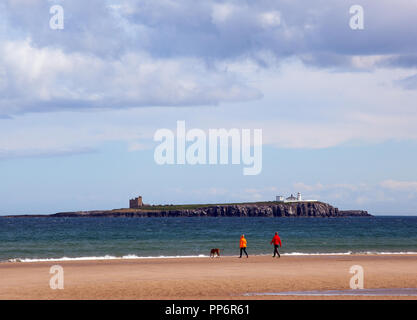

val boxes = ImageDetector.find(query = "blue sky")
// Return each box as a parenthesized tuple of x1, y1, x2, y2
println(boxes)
(1, 0, 417, 215)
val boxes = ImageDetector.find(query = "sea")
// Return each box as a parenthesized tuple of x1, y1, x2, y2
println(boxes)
(0, 216, 416, 262)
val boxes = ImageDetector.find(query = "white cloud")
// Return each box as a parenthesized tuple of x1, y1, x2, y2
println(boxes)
(293, 182, 367, 194)
(1, 2, 417, 157)
(381, 180, 417, 192)
(0, 112, 152, 159)
(293, 182, 323, 192)
(258, 11, 281, 28)
(239, 61, 417, 149)
(127, 142, 149, 152)
(211, 3, 236, 24)
(0, 39, 261, 117)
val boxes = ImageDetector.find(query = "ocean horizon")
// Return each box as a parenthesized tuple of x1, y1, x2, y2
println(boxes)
(1, 216, 416, 262)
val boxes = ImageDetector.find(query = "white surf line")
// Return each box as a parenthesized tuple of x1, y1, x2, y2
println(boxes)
(5, 251, 417, 263)
(7, 254, 209, 262)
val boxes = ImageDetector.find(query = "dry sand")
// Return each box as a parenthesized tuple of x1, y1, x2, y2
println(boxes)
(0, 254, 416, 300)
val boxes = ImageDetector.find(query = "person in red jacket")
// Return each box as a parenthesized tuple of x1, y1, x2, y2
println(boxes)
(270, 232, 282, 258)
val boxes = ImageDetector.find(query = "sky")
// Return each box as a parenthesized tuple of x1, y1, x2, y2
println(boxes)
(1, 0, 417, 215)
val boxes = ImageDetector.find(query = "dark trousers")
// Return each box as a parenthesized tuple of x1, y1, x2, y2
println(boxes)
(240, 247, 248, 258)
(273, 245, 280, 257)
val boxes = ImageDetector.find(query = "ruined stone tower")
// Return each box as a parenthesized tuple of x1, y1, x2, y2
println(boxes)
(129, 196, 143, 208)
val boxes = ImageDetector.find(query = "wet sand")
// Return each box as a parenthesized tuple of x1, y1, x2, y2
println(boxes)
(0, 254, 416, 300)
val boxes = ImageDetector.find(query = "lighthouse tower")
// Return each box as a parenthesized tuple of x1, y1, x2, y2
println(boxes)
(297, 192, 302, 201)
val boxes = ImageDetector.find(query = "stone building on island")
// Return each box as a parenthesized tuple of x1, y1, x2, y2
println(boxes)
(129, 196, 143, 208)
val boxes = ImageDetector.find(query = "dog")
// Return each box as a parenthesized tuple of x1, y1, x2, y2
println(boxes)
(210, 248, 222, 258)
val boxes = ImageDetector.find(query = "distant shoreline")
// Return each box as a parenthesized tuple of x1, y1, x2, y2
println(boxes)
(1, 200, 371, 218)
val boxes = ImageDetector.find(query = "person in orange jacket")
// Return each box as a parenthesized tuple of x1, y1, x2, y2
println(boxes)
(270, 232, 282, 258)
(239, 234, 248, 258)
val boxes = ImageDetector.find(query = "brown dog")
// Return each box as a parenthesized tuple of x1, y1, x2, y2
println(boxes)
(210, 248, 221, 258)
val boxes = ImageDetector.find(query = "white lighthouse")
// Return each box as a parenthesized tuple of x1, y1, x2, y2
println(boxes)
(275, 192, 317, 203)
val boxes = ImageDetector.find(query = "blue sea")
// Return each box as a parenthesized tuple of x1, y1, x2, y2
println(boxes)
(0, 216, 416, 262)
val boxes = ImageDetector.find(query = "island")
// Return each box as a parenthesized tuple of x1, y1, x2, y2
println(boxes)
(3, 194, 371, 218)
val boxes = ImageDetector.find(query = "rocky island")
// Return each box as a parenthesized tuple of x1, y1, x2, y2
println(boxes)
(4, 200, 371, 218)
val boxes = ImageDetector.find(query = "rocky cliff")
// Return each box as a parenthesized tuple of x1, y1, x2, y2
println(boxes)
(49, 202, 371, 218)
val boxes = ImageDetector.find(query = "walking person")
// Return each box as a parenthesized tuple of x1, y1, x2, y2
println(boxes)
(270, 232, 282, 258)
(239, 234, 248, 258)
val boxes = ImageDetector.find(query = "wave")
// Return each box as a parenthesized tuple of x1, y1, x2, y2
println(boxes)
(7, 254, 209, 263)
(282, 251, 417, 256)
(6, 251, 417, 263)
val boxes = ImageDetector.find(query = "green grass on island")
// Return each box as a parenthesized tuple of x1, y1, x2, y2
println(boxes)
(107, 201, 325, 213)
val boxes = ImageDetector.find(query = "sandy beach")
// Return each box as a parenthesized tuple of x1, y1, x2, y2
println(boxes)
(0, 254, 416, 300)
